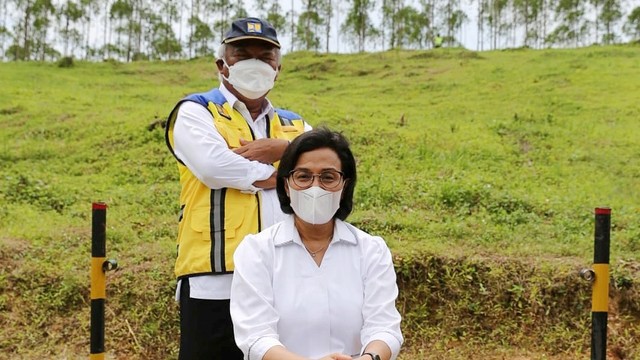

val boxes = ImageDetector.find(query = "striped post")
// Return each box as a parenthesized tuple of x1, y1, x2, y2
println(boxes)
(591, 207, 611, 360)
(91, 202, 108, 360)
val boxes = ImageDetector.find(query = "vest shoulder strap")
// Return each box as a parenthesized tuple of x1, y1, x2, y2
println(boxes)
(166, 88, 227, 165)
(274, 108, 303, 126)
(185, 88, 226, 106)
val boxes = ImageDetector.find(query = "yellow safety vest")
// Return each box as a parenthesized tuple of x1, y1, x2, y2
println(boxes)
(165, 89, 305, 278)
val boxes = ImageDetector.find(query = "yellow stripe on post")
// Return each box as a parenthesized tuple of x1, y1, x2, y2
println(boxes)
(91, 257, 107, 299)
(591, 263, 609, 312)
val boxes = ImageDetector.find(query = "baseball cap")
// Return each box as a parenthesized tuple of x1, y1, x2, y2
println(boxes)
(222, 17, 280, 48)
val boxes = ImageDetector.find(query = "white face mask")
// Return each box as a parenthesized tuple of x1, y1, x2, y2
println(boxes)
(288, 185, 342, 225)
(221, 58, 278, 99)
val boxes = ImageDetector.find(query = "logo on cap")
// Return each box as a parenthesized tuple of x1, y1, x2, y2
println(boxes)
(247, 22, 262, 33)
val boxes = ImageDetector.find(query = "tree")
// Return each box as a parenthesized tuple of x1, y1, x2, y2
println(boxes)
(342, 0, 377, 52)
(418, 0, 437, 48)
(230, 0, 247, 19)
(7, 43, 29, 60)
(0, 0, 8, 58)
(445, 9, 468, 46)
(101, 0, 113, 59)
(78, 0, 100, 59)
(437, 0, 468, 47)
(148, 0, 182, 59)
(106, 0, 148, 61)
(209, 0, 247, 54)
(547, 0, 589, 47)
(318, 0, 333, 52)
(31, 0, 57, 60)
(256, 0, 287, 33)
(537, 0, 553, 48)
(598, 0, 622, 44)
(131, 0, 146, 58)
(513, 0, 544, 48)
(486, 0, 509, 49)
(383, 0, 429, 50)
(256, 0, 288, 50)
(188, 15, 213, 57)
(623, 6, 640, 40)
(147, 13, 181, 59)
(59, 0, 84, 56)
(187, 0, 200, 58)
(211, 0, 233, 40)
(476, 0, 489, 49)
(110, 0, 133, 60)
(0, 25, 11, 60)
(590, 0, 602, 43)
(13, 0, 31, 60)
(10, 0, 55, 60)
(296, 0, 327, 51)
(393, 5, 429, 49)
(382, 0, 402, 49)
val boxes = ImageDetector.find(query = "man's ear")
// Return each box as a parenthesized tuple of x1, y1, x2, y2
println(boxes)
(275, 64, 282, 81)
(215, 58, 224, 72)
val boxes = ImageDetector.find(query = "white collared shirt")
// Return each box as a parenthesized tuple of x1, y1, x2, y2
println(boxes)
(230, 216, 403, 360)
(173, 85, 310, 300)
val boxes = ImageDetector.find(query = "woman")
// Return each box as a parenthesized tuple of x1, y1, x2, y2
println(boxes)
(230, 128, 403, 360)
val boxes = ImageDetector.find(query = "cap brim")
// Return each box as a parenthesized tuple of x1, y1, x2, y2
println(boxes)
(223, 36, 280, 48)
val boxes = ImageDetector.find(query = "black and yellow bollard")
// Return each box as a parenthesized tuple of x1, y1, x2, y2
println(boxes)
(590, 207, 611, 360)
(91, 202, 117, 359)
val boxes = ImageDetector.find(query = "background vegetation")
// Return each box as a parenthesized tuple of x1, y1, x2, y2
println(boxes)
(1, 45, 639, 359)
(1, 0, 640, 61)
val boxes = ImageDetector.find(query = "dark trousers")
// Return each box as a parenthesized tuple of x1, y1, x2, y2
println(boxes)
(179, 278, 244, 360)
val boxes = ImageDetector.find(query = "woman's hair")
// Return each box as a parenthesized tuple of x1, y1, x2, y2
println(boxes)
(276, 127, 357, 220)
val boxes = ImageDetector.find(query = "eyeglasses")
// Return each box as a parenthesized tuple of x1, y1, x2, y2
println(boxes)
(288, 169, 344, 190)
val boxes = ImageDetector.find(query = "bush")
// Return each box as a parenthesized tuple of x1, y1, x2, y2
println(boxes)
(57, 56, 74, 68)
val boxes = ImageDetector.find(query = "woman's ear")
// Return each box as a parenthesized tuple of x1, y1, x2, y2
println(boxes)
(340, 179, 349, 199)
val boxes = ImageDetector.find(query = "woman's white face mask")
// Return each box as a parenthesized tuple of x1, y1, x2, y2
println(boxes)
(288, 185, 342, 225)
(220, 58, 278, 99)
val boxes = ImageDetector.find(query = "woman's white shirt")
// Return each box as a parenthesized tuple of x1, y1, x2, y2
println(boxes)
(230, 216, 403, 360)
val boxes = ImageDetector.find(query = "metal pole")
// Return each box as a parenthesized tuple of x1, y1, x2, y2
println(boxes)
(91, 202, 107, 360)
(591, 207, 611, 360)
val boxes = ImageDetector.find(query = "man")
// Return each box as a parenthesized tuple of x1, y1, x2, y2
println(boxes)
(165, 17, 310, 359)
(434, 33, 443, 48)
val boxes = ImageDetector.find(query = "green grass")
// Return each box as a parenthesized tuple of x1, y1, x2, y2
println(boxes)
(1, 45, 639, 358)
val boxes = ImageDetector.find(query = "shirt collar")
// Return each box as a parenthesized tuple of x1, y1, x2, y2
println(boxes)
(274, 215, 358, 247)
(218, 83, 275, 120)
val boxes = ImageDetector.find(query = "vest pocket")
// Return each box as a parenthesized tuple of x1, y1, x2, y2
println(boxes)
(190, 209, 212, 241)
(221, 205, 246, 240)
(189, 206, 246, 241)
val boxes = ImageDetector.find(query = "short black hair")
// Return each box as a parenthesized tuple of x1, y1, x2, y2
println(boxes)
(277, 127, 357, 220)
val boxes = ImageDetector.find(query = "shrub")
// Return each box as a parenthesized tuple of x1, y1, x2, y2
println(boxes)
(57, 56, 74, 68)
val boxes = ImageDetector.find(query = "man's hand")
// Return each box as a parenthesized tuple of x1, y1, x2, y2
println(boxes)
(234, 138, 289, 164)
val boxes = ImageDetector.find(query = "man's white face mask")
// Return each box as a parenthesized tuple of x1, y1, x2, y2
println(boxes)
(220, 58, 278, 99)
(288, 185, 342, 225)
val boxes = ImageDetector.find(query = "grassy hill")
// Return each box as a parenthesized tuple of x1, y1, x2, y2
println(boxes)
(1, 45, 639, 359)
